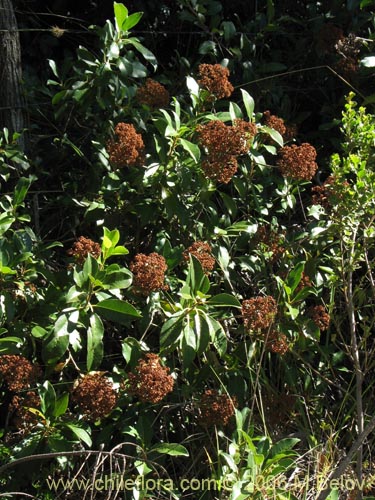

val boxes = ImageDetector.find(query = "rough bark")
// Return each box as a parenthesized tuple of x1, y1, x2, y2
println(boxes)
(0, 0, 28, 151)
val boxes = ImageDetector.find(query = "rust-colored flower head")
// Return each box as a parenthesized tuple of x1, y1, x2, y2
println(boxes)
(295, 272, 313, 293)
(136, 79, 170, 109)
(202, 155, 238, 184)
(0, 355, 40, 392)
(67, 236, 101, 265)
(127, 353, 174, 404)
(183, 241, 215, 274)
(130, 252, 168, 296)
(263, 110, 286, 137)
(9, 391, 41, 430)
(106, 122, 145, 168)
(265, 330, 289, 355)
(255, 225, 285, 262)
(242, 296, 277, 331)
(335, 33, 361, 59)
(309, 305, 330, 331)
(311, 176, 335, 209)
(277, 143, 318, 181)
(197, 119, 256, 158)
(197, 63, 234, 100)
(316, 23, 344, 55)
(198, 389, 237, 427)
(334, 56, 359, 80)
(72, 373, 118, 421)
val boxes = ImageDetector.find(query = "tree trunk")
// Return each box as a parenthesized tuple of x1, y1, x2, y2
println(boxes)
(0, 0, 28, 152)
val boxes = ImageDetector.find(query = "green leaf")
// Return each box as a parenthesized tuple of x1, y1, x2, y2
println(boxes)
(114, 2, 128, 32)
(108, 42, 120, 58)
(48, 59, 59, 78)
(199, 40, 217, 55)
(39, 380, 56, 416)
(229, 101, 243, 121)
(180, 138, 201, 162)
(286, 261, 305, 294)
(87, 313, 104, 371)
(207, 293, 241, 308)
(241, 89, 255, 120)
(187, 255, 210, 296)
(65, 423, 92, 446)
(361, 55, 375, 67)
(126, 39, 157, 70)
(102, 268, 132, 290)
(13, 177, 32, 207)
(160, 313, 185, 350)
(54, 393, 69, 418)
(31, 326, 49, 339)
(94, 298, 141, 324)
(151, 443, 189, 456)
(121, 11, 143, 31)
(42, 314, 71, 364)
(268, 438, 300, 459)
(122, 337, 144, 365)
(103, 227, 120, 247)
(262, 126, 284, 146)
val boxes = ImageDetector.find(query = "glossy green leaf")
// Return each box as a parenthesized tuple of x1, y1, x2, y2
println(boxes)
(39, 380, 56, 416)
(114, 2, 128, 32)
(65, 423, 92, 446)
(54, 393, 69, 418)
(151, 443, 189, 456)
(126, 39, 157, 70)
(286, 261, 305, 294)
(94, 298, 141, 324)
(180, 138, 200, 162)
(13, 177, 32, 207)
(87, 313, 104, 371)
(160, 313, 184, 349)
(241, 89, 255, 120)
(207, 293, 241, 308)
(121, 11, 143, 31)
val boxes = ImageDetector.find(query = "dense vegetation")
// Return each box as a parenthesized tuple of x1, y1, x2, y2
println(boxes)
(1, 1, 375, 499)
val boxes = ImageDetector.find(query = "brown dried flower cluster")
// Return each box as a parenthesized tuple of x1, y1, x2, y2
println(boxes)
(263, 110, 286, 137)
(136, 79, 170, 109)
(67, 236, 101, 265)
(309, 305, 330, 331)
(130, 252, 168, 295)
(128, 353, 174, 404)
(201, 156, 238, 184)
(197, 119, 257, 157)
(311, 176, 335, 209)
(317, 23, 344, 54)
(242, 296, 278, 331)
(0, 355, 40, 392)
(265, 330, 289, 355)
(295, 272, 313, 293)
(335, 33, 361, 59)
(277, 143, 318, 180)
(199, 389, 237, 427)
(183, 241, 215, 273)
(9, 391, 41, 429)
(72, 373, 118, 421)
(255, 225, 285, 261)
(334, 56, 359, 79)
(106, 122, 145, 168)
(197, 63, 234, 100)
(197, 119, 257, 183)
